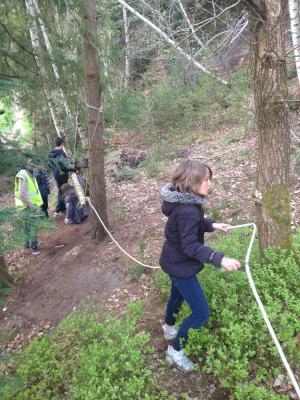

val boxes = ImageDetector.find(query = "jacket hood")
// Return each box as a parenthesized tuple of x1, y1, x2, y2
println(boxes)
(48, 148, 66, 158)
(161, 183, 205, 206)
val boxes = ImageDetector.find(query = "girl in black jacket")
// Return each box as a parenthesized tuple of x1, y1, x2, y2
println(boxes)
(159, 159, 240, 372)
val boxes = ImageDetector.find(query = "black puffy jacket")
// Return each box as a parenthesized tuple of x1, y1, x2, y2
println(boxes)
(48, 148, 74, 187)
(159, 187, 224, 278)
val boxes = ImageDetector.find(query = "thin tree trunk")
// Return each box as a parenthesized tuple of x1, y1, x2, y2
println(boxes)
(212, 0, 217, 29)
(75, 111, 88, 151)
(289, 0, 300, 84)
(77, 123, 88, 150)
(176, 0, 205, 49)
(247, 0, 292, 251)
(117, 0, 228, 85)
(25, 0, 63, 137)
(31, 0, 75, 129)
(82, 0, 108, 241)
(0, 256, 12, 286)
(123, 6, 130, 89)
(32, 110, 37, 147)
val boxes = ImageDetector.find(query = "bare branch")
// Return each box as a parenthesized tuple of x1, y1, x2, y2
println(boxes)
(116, 0, 228, 85)
(175, 0, 205, 49)
(0, 72, 25, 79)
(243, 0, 267, 20)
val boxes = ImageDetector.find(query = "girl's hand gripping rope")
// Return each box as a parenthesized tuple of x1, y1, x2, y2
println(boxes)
(220, 256, 241, 271)
(212, 223, 232, 233)
(212, 223, 240, 270)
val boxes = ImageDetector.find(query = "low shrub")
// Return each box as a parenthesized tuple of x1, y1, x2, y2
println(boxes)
(0, 285, 11, 314)
(104, 90, 146, 131)
(0, 207, 55, 256)
(154, 228, 300, 398)
(0, 303, 167, 400)
(113, 166, 142, 181)
(128, 262, 147, 280)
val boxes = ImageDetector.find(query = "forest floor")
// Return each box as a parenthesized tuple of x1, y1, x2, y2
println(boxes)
(1, 123, 300, 399)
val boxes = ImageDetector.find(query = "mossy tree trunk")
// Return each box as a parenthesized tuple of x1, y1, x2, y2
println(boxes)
(246, 0, 292, 252)
(0, 256, 12, 286)
(82, 0, 108, 241)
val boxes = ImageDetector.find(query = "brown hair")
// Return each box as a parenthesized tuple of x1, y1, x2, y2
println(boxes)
(171, 159, 212, 195)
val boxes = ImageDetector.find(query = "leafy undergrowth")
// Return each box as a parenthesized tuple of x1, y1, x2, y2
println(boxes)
(0, 301, 168, 400)
(154, 228, 300, 399)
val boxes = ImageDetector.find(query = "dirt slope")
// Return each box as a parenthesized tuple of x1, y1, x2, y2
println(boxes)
(1, 126, 300, 398)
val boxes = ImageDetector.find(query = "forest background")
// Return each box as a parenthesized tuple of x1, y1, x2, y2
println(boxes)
(0, 0, 300, 399)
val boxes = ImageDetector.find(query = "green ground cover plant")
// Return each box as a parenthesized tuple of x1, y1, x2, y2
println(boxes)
(0, 207, 55, 256)
(154, 228, 300, 399)
(0, 286, 10, 310)
(113, 166, 142, 182)
(0, 302, 167, 400)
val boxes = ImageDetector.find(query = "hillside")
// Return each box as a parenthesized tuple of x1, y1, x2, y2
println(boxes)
(1, 117, 300, 398)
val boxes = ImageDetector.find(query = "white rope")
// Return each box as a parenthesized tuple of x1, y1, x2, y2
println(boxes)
(229, 223, 300, 399)
(87, 198, 300, 396)
(291, 128, 300, 142)
(86, 103, 102, 111)
(87, 198, 160, 269)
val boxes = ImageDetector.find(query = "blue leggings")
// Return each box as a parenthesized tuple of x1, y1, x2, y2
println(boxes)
(165, 275, 209, 351)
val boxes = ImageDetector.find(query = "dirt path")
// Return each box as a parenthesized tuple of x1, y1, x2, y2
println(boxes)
(0, 215, 128, 346)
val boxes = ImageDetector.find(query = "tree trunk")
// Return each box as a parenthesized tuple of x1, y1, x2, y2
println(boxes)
(247, 0, 292, 251)
(123, 6, 130, 89)
(289, 0, 300, 84)
(82, 0, 108, 241)
(0, 256, 12, 286)
(32, 0, 75, 129)
(25, 0, 63, 137)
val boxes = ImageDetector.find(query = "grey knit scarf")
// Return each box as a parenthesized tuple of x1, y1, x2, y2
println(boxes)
(160, 183, 205, 205)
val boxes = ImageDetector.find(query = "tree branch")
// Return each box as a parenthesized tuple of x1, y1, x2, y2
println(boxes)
(116, 0, 228, 85)
(0, 72, 25, 79)
(243, 0, 267, 20)
(0, 47, 37, 75)
(175, 0, 205, 49)
(0, 19, 67, 66)
(0, 20, 36, 58)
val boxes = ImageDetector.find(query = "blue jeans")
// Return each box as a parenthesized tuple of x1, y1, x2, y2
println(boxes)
(165, 275, 209, 351)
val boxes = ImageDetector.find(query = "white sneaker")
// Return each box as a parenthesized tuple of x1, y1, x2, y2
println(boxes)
(162, 324, 178, 340)
(166, 345, 195, 372)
